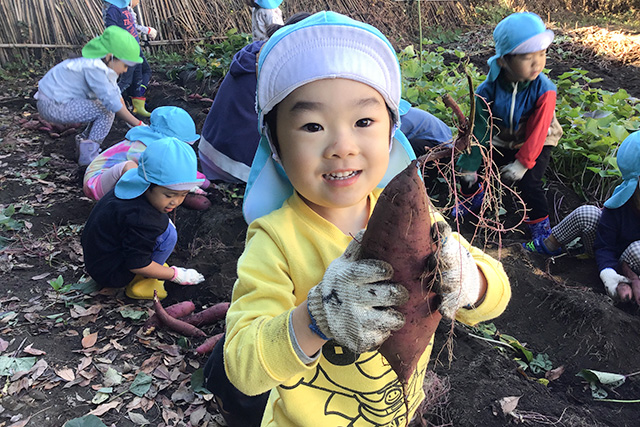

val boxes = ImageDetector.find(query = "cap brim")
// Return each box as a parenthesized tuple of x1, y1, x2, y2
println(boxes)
(604, 178, 638, 209)
(115, 168, 150, 199)
(164, 180, 205, 191)
(399, 99, 411, 116)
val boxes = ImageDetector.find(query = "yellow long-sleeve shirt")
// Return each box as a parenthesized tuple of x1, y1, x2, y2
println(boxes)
(224, 189, 511, 426)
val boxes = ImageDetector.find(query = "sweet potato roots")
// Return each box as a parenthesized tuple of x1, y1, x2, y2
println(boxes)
(359, 159, 441, 387)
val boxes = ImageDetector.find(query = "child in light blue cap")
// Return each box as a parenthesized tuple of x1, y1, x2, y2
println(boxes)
(524, 131, 640, 305)
(83, 106, 209, 202)
(203, 11, 510, 427)
(454, 12, 563, 242)
(81, 137, 205, 300)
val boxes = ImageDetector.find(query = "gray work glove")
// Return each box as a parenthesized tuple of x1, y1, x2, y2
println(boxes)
(432, 221, 482, 319)
(307, 231, 409, 354)
(499, 159, 528, 182)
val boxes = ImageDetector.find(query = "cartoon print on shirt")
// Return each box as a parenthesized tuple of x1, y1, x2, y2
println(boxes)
(281, 340, 428, 426)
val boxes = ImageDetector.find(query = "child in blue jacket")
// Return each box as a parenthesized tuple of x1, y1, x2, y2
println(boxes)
(454, 12, 563, 241)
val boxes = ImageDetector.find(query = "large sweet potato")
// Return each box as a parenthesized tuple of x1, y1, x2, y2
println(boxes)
(359, 159, 441, 389)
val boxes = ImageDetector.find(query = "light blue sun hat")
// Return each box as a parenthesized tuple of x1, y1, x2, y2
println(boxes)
(255, 0, 283, 8)
(242, 11, 416, 224)
(486, 12, 554, 82)
(104, 0, 131, 8)
(115, 137, 203, 200)
(126, 106, 200, 145)
(604, 131, 640, 209)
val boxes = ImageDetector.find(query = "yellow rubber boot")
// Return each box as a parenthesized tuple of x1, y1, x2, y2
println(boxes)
(125, 274, 167, 300)
(131, 97, 152, 117)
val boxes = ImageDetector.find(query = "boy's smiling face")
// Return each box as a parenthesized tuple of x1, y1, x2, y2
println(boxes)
(498, 49, 547, 82)
(145, 185, 189, 214)
(275, 78, 391, 219)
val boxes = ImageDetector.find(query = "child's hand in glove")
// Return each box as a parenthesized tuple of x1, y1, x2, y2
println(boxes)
(432, 221, 482, 319)
(171, 266, 205, 285)
(600, 267, 631, 299)
(307, 231, 409, 354)
(500, 159, 528, 182)
(148, 27, 158, 40)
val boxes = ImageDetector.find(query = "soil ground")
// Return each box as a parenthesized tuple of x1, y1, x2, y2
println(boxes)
(2, 24, 640, 427)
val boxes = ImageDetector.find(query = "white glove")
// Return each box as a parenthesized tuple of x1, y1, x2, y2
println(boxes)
(170, 266, 205, 285)
(307, 231, 409, 354)
(499, 159, 528, 182)
(600, 268, 631, 298)
(432, 221, 482, 319)
(148, 27, 158, 40)
(459, 170, 478, 185)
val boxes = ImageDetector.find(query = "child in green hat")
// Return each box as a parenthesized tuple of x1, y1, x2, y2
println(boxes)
(35, 25, 146, 166)
(81, 137, 205, 300)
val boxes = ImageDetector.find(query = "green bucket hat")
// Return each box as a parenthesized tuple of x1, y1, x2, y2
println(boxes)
(82, 26, 143, 66)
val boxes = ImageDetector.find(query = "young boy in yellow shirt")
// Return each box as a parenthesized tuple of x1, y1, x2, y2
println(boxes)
(204, 12, 511, 426)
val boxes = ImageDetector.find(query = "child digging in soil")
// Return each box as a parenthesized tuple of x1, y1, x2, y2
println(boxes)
(103, 0, 156, 117)
(81, 137, 205, 300)
(453, 12, 563, 241)
(35, 25, 145, 166)
(524, 131, 640, 305)
(83, 106, 211, 210)
(203, 12, 511, 427)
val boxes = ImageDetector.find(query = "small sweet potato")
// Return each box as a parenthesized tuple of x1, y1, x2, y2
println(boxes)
(153, 291, 206, 337)
(142, 300, 196, 335)
(195, 332, 224, 355)
(181, 194, 211, 211)
(180, 302, 230, 327)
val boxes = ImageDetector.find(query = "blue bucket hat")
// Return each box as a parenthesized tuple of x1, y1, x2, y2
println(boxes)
(242, 11, 416, 224)
(255, 0, 283, 8)
(487, 12, 554, 82)
(126, 106, 199, 145)
(104, 0, 130, 8)
(115, 137, 204, 200)
(604, 131, 640, 209)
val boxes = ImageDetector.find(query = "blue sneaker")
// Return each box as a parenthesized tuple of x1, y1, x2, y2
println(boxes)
(526, 216, 551, 240)
(451, 184, 484, 218)
(522, 237, 563, 256)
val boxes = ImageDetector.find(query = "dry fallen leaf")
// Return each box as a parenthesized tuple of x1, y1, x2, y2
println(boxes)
(82, 332, 98, 349)
(497, 395, 521, 416)
(23, 343, 46, 356)
(545, 365, 565, 382)
(55, 367, 75, 382)
(89, 399, 120, 416)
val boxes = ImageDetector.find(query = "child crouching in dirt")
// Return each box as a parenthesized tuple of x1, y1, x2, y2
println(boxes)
(35, 26, 146, 166)
(454, 12, 563, 241)
(524, 131, 640, 305)
(81, 137, 205, 300)
(83, 106, 211, 209)
(202, 12, 511, 427)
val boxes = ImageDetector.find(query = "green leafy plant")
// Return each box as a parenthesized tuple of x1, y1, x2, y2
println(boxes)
(0, 205, 24, 232)
(48, 275, 73, 299)
(470, 323, 554, 383)
(176, 29, 251, 82)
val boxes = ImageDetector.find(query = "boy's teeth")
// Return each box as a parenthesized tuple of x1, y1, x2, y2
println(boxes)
(327, 171, 356, 179)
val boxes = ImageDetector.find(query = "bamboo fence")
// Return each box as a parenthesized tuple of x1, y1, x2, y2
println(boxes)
(0, 0, 470, 65)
